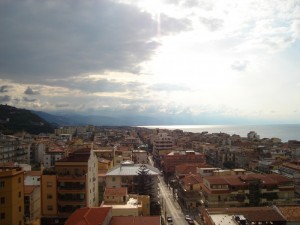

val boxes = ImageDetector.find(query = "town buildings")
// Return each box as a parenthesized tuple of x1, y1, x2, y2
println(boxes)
(0, 165, 24, 225)
(202, 173, 296, 208)
(152, 132, 174, 168)
(0, 133, 27, 163)
(24, 185, 40, 225)
(163, 150, 206, 176)
(105, 161, 159, 202)
(40, 148, 99, 224)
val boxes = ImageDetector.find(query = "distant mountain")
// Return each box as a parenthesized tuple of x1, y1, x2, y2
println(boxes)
(32, 110, 164, 126)
(0, 104, 54, 134)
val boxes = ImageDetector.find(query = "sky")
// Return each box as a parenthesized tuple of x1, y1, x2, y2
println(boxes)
(0, 0, 300, 125)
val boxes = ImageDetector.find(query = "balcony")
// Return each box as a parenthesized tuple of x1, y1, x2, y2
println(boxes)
(261, 188, 279, 193)
(57, 188, 85, 194)
(58, 199, 86, 205)
(57, 175, 85, 182)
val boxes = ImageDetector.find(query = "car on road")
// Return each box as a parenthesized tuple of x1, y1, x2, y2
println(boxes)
(167, 216, 173, 223)
(185, 215, 192, 221)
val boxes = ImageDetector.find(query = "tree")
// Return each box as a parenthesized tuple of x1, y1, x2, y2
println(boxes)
(136, 164, 154, 197)
(136, 164, 161, 215)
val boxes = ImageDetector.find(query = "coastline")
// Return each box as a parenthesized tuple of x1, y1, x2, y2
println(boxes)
(139, 124, 300, 142)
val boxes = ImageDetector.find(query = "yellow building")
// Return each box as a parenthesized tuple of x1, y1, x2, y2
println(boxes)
(41, 148, 99, 224)
(24, 185, 41, 225)
(0, 166, 24, 225)
(102, 187, 150, 216)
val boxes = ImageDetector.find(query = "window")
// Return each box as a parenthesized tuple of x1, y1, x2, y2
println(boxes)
(0, 213, 5, 219)
(0, 197, 5, 204)
(19, 206, 21, 212)
(19, 192, 21, 198)
(47, 182, 52, 187)
(47, 205, 53, 210)
(47, 194, 52, 199)
(18, 177, 21, 183)
(0, 181, 4, 188)
(112, 177, 115, 182)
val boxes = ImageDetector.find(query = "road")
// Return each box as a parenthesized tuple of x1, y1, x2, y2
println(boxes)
(149, 156, 189, 225)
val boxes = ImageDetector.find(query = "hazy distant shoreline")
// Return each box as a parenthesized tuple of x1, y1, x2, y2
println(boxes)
(140, 124, 300, 142)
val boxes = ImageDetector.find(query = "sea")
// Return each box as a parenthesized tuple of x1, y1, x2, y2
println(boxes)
(141, 124, 300, 142)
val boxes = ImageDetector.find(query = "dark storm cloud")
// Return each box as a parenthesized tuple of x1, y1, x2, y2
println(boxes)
(0, 95, 11, 103)
(24, 87, 40, 95)
(55, 103, 70, 108)
(0, 0, 190, 83)
(50, 78, 144, 93)
(0, 85, 9, 93)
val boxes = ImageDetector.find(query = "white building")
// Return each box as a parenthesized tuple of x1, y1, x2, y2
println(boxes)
(105, 161, 160, 202)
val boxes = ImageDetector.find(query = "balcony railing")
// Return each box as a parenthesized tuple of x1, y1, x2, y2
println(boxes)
(57, 188, 85, 194)
(58, 199, 86, 205)
(261, 188, 279, 193)
(57, 175, 85, 181)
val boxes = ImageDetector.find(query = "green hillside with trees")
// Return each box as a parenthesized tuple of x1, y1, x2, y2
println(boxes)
(0, 104, 54, 134)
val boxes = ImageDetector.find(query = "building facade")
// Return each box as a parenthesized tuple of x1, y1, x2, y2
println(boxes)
(202, 173, 296, 208)
(0, 166, 24, 225)
(41, 148, 99, 224)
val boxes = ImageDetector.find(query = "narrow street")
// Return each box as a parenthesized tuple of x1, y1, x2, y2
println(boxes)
(149, 156, 194, 225)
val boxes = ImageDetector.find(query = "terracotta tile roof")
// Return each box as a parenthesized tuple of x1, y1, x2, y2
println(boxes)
(24, 185, 38, 195)
(267, 173, 292, 183)
(200, 183, 230, 194)
(176, 163, 211, 175)
(104, 187, 127, 196)
(65, 207, 112, 225)
(57, 149, 91, 162)
(109, 216, 161, 225)
(181, 174, 203, 185)
(223, 176, 247, 187)
(278, 206, 300, 221)
(204, 176, 228, 185)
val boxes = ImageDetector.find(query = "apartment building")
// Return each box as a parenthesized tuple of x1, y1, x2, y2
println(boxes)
(24, 185, 40, 225)
(102, 187, 150, 216)
(174, 163, 214, 179)
(105, 161, 159, 202)
(0, 134, 27, 163)
(119, 136, 142, 149)
(278, 161, 300, 196)
(40, 148, 99, 224)
(132, 149, 148, 164)
(114, 146, 132, 166)
(202, 206, 287, 225)
(177, 173, 203, 210)
(152, 132, 174, 168)
(163, 150, 206, 176)
(202, 173, 296, 208)
(0, 165, 24, 225)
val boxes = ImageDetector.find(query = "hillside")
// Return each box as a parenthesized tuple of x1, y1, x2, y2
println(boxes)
(0, 104, 55, 134)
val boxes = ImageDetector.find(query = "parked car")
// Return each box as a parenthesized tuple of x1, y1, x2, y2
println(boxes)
(187, 220, 195, 225)
(167, 216, 173, 223)
(185, 215, 192, 221)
